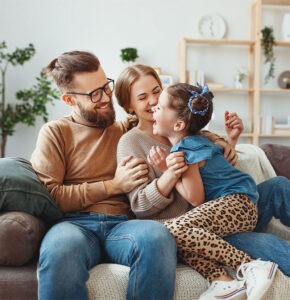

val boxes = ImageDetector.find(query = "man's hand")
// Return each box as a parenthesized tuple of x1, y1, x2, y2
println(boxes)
(225, 111, 244, 147)
(147, 146, 169, 172)
(215, 139, 238, 166)
(112, 156, 149, 193)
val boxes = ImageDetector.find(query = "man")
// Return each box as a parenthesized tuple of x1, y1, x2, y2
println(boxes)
(31, 51, 177, 300)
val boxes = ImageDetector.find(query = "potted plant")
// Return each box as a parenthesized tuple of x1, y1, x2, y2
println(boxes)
(261, 26, 276, 84)
(0, 41, 60, 157)
(120, 47, 139, 63)
(234, 66, 248, 88)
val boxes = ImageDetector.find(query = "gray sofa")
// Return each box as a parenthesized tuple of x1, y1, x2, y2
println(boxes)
(1, 143, 290, 300)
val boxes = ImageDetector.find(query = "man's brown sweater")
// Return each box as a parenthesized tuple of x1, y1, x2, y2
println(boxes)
(31, 111, 133, 217)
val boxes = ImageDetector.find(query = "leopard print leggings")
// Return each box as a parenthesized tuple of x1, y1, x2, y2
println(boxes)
(164, 194, 258, 281)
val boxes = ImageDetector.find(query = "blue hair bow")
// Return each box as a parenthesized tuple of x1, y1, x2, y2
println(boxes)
(187, 83, 210, 116)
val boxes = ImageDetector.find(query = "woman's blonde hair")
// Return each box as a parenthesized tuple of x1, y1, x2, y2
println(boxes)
(115, 64, 162, 114)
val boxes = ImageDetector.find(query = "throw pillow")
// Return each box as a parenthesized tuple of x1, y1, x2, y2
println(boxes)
(0, 157, 62, 223)
(0, 211, 46, 266)
(260, 144, 290, 179)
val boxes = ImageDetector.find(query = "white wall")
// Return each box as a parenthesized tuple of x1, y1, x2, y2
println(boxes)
(0, 0, 289, 159)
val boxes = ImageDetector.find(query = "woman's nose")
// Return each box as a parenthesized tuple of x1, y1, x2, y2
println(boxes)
(149, 95, 158, 106)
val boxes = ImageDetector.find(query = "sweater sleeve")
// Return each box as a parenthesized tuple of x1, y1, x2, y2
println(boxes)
(30, 122, 114, 213)
(117, 131, 175, 219)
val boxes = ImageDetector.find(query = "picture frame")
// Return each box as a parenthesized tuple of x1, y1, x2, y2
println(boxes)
(159, 74, 173, 87)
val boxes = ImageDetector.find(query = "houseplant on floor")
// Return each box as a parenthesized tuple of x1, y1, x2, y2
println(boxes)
(0, 41, 60, 157)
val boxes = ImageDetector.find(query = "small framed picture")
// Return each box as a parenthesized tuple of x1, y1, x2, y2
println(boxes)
(159, 75, 173, 87)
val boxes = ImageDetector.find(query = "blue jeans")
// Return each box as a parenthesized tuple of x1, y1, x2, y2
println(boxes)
(256, 176, 290, 231)
(225, 176, 290, 276)
(38, 213, 177, 300)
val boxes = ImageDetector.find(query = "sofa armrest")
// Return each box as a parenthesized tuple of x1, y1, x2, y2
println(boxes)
(0, 212, 46, 266)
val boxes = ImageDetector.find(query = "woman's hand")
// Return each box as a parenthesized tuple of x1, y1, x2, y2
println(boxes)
(225, 111, 244, 148)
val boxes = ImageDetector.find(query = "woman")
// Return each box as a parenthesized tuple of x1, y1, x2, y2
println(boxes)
(115, 64, 290, 298)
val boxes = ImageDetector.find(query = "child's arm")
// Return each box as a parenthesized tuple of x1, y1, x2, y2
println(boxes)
(175, 162, 205, 207)
(155, 152, 188, 196)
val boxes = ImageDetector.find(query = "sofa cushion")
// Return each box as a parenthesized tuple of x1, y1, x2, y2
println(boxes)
(0, 157, 62, 223)
(260, 144, 290, 179)
(0, 212, 46, 266)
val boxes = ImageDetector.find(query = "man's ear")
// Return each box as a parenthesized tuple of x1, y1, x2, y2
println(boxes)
(62, 94, 75, 106)
(174, 119, 186, 132)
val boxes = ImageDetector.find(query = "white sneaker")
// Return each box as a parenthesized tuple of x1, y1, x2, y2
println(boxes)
(237, 259, 278, 300)
(199, 279, 246, 300)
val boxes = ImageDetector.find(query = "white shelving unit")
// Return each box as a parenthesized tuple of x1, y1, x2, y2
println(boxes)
(178, 0, 290, 145)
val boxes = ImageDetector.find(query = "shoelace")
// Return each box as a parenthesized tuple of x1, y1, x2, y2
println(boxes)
(237, 261, 250, 281)
(236, 259, 264, 282)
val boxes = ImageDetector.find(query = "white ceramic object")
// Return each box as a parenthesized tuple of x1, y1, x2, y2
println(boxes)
(282, 14, 290, 41)
(198, 14, 227, 39)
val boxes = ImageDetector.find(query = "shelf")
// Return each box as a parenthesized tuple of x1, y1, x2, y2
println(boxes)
(178, 1, 290, 146)
(182, 38, 254, 46)
(262, 0, 290, 5)
(260, 88, 290, 93)
(211, 88, 254, 93)
(217, 133, 254, 138)
(275, 41, 290, 47)
(259, 134, 290, 137)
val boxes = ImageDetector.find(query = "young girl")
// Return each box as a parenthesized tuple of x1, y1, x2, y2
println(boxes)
(115, 65, 279, 300)
(151, 82, 277, 299)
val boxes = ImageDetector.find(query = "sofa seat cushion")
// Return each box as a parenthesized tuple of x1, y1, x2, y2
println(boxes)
(0, 212, 46, 266)
(87, 263, 290, 299)
(0, 157, 62, 223)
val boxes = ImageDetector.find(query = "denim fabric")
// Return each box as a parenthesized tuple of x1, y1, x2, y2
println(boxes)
(225, 176, 290, 277)
(225, 231, 290, 276)
(38, 213, 177, 300)
(255, 176, 290, 231)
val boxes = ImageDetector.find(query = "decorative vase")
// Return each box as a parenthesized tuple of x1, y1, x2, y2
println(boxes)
(282, 14, 290, 41)
(234, 75, 244, 89)
(278, 71, 290, 89)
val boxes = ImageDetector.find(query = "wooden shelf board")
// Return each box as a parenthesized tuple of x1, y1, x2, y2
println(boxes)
(262, 0, 290, 6)
(260, 88, 290, 93)
(183, 38, 254, 46)
(216, 133, 254, 137)
(275, 41, 290, 47)
(211, 88, 254, 93)
(259, 134, 290, 137)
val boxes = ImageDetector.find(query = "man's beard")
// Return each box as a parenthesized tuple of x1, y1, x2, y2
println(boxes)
(78, 102, 116, 128)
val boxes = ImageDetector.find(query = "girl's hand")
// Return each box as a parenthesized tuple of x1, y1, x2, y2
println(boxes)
(166, 152, 188, 177)
(147, 146, 169, 172)
(225, 111, 244, 147)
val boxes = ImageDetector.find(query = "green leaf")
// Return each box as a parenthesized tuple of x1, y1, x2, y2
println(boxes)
(1, 42, 60, 157)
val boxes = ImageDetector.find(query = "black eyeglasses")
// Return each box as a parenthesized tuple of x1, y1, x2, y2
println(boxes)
(66, 78, 114, 103)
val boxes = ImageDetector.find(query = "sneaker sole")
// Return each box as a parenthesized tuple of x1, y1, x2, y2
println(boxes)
(213, 288, 247, 300)
(247, 263, 278, 300)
